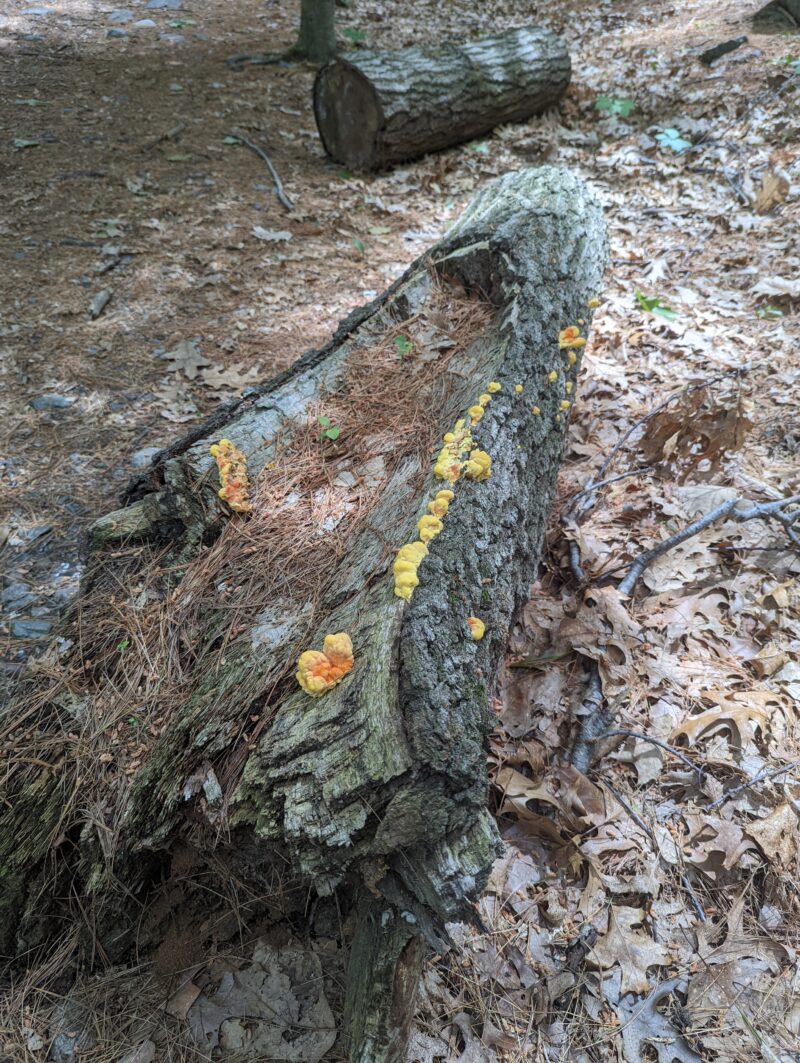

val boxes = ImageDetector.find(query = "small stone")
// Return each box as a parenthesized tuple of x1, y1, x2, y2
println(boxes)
(107, 9, 133, 22)
(159, 32, 185, 42)
(23, 7, 54, 14)
(146, 0, 182, 8)
(11, 618, 53, 639)
(134, 18, 157, 27)
(107, 28, 128, 38)
(131, 446, 160, 469)
(28, 394, 75, 410)
(1, 583, 36, 608)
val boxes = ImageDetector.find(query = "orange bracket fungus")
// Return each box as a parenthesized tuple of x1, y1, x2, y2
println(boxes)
(209, 438, 252, 513)
(467, 616, 485, 641)
(296, 632, 354, 696)
(558, 326, 586, 350)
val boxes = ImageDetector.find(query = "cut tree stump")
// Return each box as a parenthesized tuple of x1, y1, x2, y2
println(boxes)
(314, 26, 570, 170)
(0, 167, 606, 1062)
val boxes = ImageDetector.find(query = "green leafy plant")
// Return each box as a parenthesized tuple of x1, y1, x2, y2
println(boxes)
(318, 415, 341, 441)
(595, 95, 636, 117)
(343, 27, 366, 44)
(352, 237, 365, 256)
(636, 290, 679, 321)
(117, 638, 130, 654)
(756, 304, 783, 320)
(394, 335, 414, 358)
(470, 141, 490, 154)
(655, 127, 691, 153)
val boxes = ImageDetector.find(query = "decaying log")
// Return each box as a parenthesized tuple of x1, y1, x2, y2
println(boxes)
(0, 166, 606, 1061)
(314, 27, 570, 170)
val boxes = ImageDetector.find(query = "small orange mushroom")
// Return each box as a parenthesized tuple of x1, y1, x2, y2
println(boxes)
(467, 616, 485, 641)
(209, 438, 251, 513)
(558, 326, 586, 350)
(296, 632, 354, 696)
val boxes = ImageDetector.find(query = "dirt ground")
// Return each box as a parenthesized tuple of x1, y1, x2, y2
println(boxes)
(2, 0, 800, 1059)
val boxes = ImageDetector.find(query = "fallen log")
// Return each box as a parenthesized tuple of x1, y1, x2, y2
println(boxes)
(314, 27, 570, 170)
(0, 167, 606, 1061)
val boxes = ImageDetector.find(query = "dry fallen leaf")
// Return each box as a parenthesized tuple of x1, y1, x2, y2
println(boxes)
(745, 803, 799, 866)
(753, 172, 789, 214)
(589, 905, 670, 995)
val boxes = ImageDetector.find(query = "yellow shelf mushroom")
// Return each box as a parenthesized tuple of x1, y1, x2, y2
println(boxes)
(296, 632, 354, 696)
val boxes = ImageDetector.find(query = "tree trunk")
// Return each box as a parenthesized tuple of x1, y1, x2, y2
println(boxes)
(0, 167, 606, 1061)
(313, 27, 570, 171)
(297, 0, 337, 63)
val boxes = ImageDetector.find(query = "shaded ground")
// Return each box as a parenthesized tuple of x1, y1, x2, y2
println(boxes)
(2, 0, 800, 1059)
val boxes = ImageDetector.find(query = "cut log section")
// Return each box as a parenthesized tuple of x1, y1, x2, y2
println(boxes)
(0, 167, 606, 1062)
(314, 27, 571, 170)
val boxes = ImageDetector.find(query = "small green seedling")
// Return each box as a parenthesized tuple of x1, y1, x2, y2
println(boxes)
(318, 415, 341, 441)
(117, 638, 130, 654)
(352, 237, 365, 255)
(394, 335, 414, 358)
(343, 27, 366, 44)
(756, 304, 783, 320)
(636, 290, 679, 321)
(595, 96, 636, 117)
(655, 127, 691, 153)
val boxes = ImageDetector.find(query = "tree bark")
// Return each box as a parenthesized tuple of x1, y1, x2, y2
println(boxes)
(313, 27, 570, 171)
(297, 0, 337, 63)
(0, 167, 606, 1061)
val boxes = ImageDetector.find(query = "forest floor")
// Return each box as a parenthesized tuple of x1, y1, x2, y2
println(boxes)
(2, 0, 800, 1059)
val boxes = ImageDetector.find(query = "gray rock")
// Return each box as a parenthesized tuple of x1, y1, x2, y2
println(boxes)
(134, 18, 157, 27)
(107, 9, 133, 22)
(107, 28, 128, 38)
(146, 0, 181, 8)
(23, 7, 54, 14)
(28, 394, 75, 410)
(11, 618, 53, 639)
(131, 446, 161, 469)
(159, 32, 185, 42)
(1, 583, 35, 609)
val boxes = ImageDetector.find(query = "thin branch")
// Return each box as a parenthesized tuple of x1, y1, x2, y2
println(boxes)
(228, 130, 295, 211)
(591, 728, 706, 785)
(618, 494, 800, 596)
(707, 758, 800, 811)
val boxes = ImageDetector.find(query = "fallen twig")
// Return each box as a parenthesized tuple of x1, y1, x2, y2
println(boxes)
(707, 757, 800, 811)
(228, 130, 295, 211)
(618, 493, 800, 596)
(591, 728, 706, 785)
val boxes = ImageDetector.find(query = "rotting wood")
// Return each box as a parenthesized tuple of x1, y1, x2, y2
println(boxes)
(0, 166, 607, 1061)
(314, 27, 570, 170)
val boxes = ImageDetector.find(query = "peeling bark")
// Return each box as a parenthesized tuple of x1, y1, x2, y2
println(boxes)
(1, 167, 607, 1061)
(314, 27, 570, 170)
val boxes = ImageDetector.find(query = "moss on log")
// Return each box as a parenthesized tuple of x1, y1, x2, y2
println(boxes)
(0, 166, 607, 1061)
